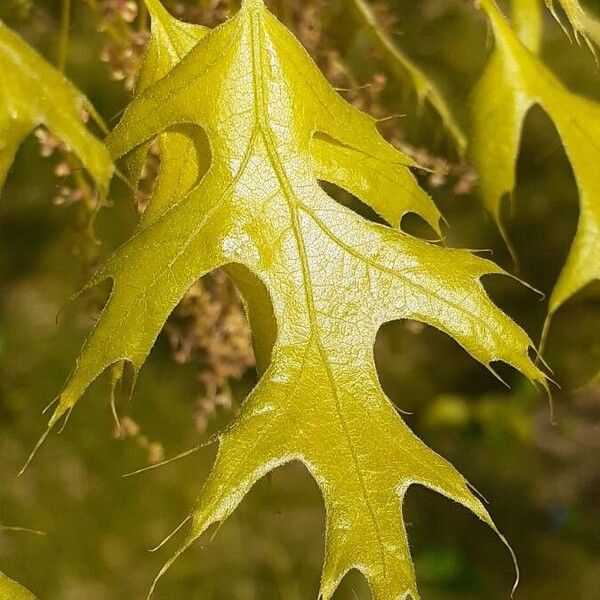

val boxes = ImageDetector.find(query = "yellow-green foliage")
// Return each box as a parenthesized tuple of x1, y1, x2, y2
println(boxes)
(349, 0, 466, 151)
(0, 571, 36, 600)
(470, 0, 600, 330)
(29, 1, 552, 597)
(0, 20, 112, 191)
(545, 0, 600, 50)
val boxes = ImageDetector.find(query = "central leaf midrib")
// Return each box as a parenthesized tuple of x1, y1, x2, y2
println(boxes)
(248, 10, 390, 582)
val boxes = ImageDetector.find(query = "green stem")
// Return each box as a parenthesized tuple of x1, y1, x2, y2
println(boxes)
(58, 0, 72, 72)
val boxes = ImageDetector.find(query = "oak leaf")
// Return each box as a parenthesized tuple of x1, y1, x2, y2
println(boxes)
(470, 0, 600, 335)
(44, 1, 546, 597)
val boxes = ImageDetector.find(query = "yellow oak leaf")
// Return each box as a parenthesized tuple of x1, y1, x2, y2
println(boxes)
(41, 1, 546, 597)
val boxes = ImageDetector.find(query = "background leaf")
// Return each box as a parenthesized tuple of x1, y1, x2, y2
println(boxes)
(0, 19, 112, 192)
(545, 0, 600, 51)
(470, 0, 600, 334)
(348, 0, 466, 152)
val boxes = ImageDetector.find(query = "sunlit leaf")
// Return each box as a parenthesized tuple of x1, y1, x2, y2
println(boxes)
(0, 572, 36, 600)
(513, 0, 543, 53)
(42, 1, 546, 597)
(121, 0, 209, 189)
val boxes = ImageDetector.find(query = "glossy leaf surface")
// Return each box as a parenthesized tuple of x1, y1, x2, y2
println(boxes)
(46, 1, 546, 597)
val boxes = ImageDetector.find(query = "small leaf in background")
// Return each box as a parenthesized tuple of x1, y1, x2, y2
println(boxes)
(470, 0, 600, 341)
(545, 0, 600, 51)
(0, 19, 112, 192)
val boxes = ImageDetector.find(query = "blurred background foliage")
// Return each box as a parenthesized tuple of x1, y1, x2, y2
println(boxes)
(0, 0, 599, 598)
